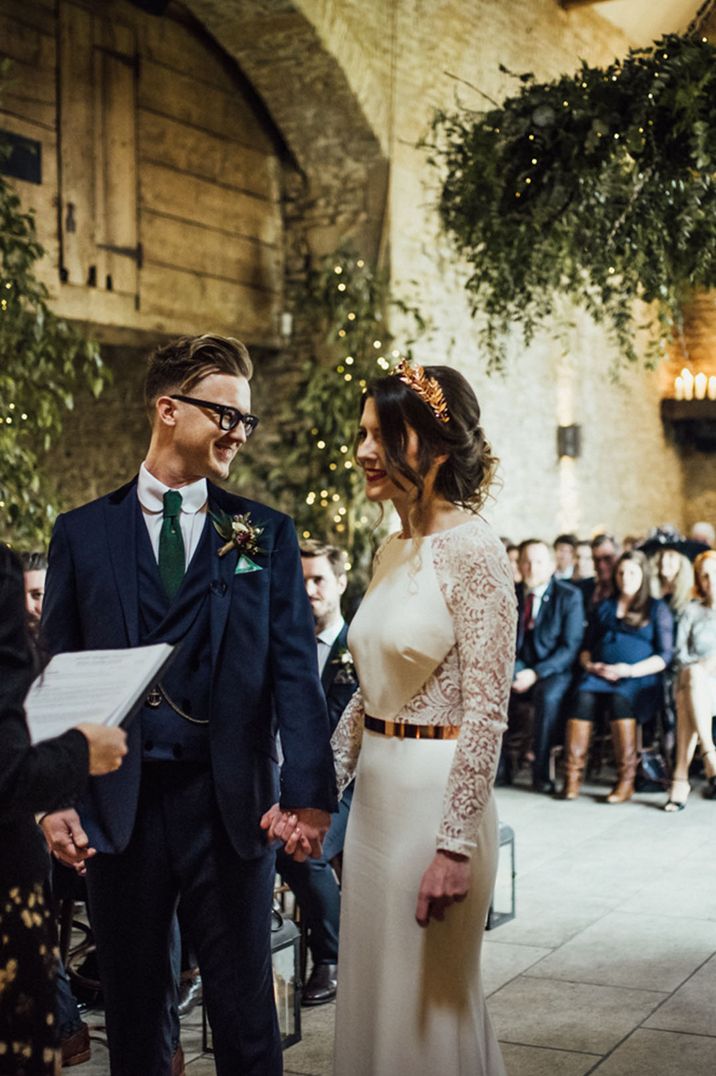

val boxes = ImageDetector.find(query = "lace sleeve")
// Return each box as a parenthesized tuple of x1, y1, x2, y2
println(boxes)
(330, 688, 365, 797)
(435, 527, 517, 856)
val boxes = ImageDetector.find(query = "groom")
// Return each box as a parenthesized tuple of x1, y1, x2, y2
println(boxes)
(40, 334, 337, 1075)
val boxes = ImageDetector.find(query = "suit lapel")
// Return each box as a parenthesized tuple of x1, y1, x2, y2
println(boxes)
(535, 578, 554, 626)
(104, 479, 140, 646)
(208, 487, 238, 669)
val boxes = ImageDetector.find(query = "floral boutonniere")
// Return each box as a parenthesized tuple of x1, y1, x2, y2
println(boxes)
(332, 647, 357, 684)
(210, 510, 265, 574)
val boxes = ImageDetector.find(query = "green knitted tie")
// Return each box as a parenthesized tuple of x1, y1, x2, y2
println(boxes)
(159, 490, 185, 600)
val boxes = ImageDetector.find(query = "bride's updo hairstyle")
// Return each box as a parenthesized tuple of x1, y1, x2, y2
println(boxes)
(362, 364, 498, 514)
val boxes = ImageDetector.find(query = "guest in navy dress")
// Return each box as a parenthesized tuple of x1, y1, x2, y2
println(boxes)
(561, 550, 673, 803)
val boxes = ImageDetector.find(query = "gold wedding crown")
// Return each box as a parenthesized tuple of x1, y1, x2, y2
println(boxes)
(394, 358, 450, 424)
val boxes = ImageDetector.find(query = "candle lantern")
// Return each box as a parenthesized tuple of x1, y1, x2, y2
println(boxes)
(202, 909, 302, 1053)
(695, 372, 708, 400)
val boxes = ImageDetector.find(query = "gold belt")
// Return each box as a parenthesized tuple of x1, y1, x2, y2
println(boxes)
(364, 715, 461, 740)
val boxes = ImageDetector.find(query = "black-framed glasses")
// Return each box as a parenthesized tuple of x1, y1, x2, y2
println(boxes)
(170, 394, 260, 437)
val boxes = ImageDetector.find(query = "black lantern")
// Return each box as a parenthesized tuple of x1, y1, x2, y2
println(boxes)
(557, 425, 582, 459)
(486, 821, 516, 930)
(202, 909, 302, 1052)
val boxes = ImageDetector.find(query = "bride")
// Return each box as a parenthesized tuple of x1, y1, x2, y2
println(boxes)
(330, 360, 515, 1075)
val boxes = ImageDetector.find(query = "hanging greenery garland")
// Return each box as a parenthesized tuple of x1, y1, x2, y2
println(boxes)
(428, 31, 716, 371)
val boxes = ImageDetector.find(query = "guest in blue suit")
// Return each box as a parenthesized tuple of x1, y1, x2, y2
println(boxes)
(278, 541, 359, 1006)
(508, 540, 584, 793)
(40, 335, 337, 1076)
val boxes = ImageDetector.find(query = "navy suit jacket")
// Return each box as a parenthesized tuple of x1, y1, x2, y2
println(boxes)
(515, 576, 585, 680)
(320, 622, 358, 734)
(42, 478, 337, 859)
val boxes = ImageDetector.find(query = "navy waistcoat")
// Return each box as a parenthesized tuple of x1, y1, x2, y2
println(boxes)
(136, 509, 212, 762)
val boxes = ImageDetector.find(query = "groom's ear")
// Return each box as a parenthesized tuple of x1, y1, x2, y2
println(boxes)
(155, 395, 179, 428)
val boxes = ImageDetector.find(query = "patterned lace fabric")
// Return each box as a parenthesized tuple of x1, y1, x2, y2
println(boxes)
(332, 518, 517, 856)
(0, 883, 58, 1075)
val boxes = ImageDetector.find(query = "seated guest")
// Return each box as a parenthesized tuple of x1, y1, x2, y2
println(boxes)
(509, 540, 584, 793)
(553, 534, 577, 580)
(650, 547, 694, 751)
(562, 550, 673, 803)
(651, 548, 694, 618)
(690, 521, 715, 549)
(573, 540, 595, 582)
(277, 541, 358, 1005)
(577, 533, 619, 608)
(664, 551, 716, 810)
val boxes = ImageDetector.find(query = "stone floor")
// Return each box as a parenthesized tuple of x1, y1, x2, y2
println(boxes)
(76, 771, 716, 1075)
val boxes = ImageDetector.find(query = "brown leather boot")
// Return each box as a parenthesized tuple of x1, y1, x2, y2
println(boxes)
(606, 719, 638, 803)
(60, 1022, 90, 1067)
(561, 719, 592, 800)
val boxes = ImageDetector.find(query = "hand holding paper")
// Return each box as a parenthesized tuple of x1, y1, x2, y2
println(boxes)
(23, 643, 176, 744)
(75, 724, 128, 775)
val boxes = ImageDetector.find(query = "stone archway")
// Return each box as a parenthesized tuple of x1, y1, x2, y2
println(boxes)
(182, 0, 389, 268)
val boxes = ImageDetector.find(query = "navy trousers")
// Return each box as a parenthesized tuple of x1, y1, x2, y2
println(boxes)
(86, 763, 281, 1076)
(506, 673, 573, 784)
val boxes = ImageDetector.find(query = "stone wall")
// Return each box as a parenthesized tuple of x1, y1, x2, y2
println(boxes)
(6, 0, 711, 542)
(291, 0, 694, 544)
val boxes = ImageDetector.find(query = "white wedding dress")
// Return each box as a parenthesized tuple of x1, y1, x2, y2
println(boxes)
(332, 517, 516, 1076)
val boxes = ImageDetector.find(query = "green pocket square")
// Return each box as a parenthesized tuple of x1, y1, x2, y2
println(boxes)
(235, 555, 262, 575)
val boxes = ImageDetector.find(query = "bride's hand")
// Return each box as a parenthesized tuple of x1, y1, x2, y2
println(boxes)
(415, 850, 471, 928)
(260, 803, 312, 860)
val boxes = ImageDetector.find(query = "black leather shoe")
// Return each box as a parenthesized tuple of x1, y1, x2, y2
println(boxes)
(177, 973, 202, 1017)
(532, 779, 556, 795)
(302, 963, 338, 1006)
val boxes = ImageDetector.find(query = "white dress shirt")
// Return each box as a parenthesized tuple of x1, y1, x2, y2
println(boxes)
(316, 618, 345, 676)
(137, 462, 208, 567)
(527, 580, 550, 624)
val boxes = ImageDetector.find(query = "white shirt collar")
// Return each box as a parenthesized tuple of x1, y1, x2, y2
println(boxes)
(316, 618, 345, 650)
(527, 580, 551, 600)
(137, 462, 208, 515)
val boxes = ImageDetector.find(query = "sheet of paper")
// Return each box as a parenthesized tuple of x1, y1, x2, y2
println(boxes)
(24, 643, 174, 744)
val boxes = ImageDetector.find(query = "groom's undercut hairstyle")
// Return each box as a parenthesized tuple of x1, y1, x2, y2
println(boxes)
(145, 334, 253, 411)
(300, 540, 347, 580)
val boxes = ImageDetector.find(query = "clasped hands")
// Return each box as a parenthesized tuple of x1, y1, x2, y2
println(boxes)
(587, 661, 631, 682)
(260, 805, 331, 862)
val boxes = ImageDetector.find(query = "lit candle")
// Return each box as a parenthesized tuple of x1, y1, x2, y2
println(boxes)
(709, 376, 716, 401)
(674, 376, 684, 400)
(681, 367, 695, 400)
(695, 372, 707, 400)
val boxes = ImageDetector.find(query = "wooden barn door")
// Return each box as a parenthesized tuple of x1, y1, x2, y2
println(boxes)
(58, 0, 140, 305)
